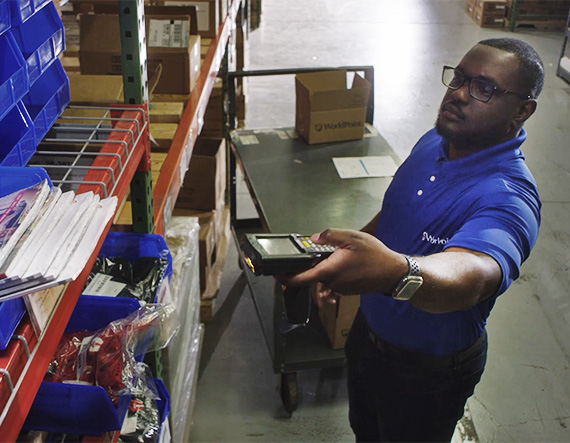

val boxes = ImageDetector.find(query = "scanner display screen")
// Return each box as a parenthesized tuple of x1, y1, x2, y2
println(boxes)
(258, 237, 301, 255)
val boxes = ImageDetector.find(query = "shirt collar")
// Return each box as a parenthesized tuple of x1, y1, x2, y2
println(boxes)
(436, 129, 527, 163)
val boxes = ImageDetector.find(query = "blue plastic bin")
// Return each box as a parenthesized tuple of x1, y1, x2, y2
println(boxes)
(0, 32, 28, 122)
(0, 297, 25, 350)
(22, 295, 143, 435)
(0, 166, 51, 196)
(23, 59, 69, 145)
(154, 378, 171, 429)
(99, 232, 174, 286)
(10, 1, 64, 86)
(9, 0, 51, 25)
(0, 102, 35, 166)
(0, 0, 11, 36)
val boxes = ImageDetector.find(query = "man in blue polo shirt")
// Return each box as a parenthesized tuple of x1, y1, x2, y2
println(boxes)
(277, 38, 543, 441)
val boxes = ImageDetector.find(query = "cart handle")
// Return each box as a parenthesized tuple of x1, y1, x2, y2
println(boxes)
(226, 66, 375, 130)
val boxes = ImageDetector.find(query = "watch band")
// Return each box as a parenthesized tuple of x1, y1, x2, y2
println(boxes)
(406, 255, 421, 277)
(391, 255, 423, 300)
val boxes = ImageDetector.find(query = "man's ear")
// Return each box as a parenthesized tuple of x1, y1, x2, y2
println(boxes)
(514, 99, 537, 126)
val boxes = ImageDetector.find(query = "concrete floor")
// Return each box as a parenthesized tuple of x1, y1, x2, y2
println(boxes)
(189, 1, 570, 441)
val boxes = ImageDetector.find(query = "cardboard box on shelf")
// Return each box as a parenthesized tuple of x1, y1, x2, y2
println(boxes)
(67, 74, 124, 105)
(474, 0, 507, 15)
(315, 287, 360, 349)
(198, 214, 216, 291)
(200, 206, 231, 321)
(465, 0, 477, 18)
(147, 21, 201, 94)
(149, 102, 185, 123)
(149, 122, 178, 151)
(472, 8, 505, 26)
(79, 10, 201, 95)
(295, 70, 371, 144)
(175, 137, 226, 211)
(158, 0, 219, 38)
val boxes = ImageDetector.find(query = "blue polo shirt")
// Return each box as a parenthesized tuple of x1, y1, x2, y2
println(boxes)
(361, 128, 541, 356)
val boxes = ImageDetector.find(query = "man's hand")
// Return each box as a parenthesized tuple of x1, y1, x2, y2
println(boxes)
(276, 228, 503, 313)
(275, 228, 407, 296)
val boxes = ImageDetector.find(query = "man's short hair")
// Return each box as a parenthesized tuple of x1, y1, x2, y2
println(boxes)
(478, 38, 544, 99)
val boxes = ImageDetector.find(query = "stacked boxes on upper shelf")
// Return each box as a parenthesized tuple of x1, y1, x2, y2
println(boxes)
(465, 0, 507, 28)
(0, 0, 70, 167)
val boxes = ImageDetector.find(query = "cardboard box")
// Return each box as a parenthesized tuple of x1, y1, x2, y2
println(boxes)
(475, 0, 507, 15)
(79, 11, 201, 94)
(146, 18, 201, 94)
(198, 214, 216, 291)
(67, 74, 124, 105)
(316, 290, 360, 349)
(465, 0, 477, 17)
(472, 8, 505, 26)
(175, 137, 226, 210)
(159, 0, 219, 38)
(295, 71, 371, 144)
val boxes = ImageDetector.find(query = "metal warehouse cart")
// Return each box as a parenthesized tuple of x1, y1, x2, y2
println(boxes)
(226, 67, 400, 412)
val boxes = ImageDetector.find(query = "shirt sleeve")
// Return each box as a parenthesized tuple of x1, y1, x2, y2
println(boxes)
(444, 183, 541, 296)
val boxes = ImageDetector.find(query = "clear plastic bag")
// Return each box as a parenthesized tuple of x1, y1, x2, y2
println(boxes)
(46, 303, 177, 403)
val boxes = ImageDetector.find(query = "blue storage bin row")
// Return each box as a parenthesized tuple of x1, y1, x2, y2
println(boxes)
(22, 232, 173, 435)
(10, 0, 52, 27)
(0, 0, 55, 37)
(0, 166, 51, 350)
(0, 1, 9, 37)
(10, 1, 64, 86)
(0, 1, 67, 166)
(0, 31, 28, 122)
(23, 294, 172, 434)
(0, 58, 69, 167)
(22, 295, 144, 435)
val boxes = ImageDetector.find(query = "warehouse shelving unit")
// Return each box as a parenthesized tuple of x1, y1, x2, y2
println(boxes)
(557, 9, 570, 83)
(0, 0, 244, 439)
(153, 0, 243, 236)
(0, 103, 149, 442)
(508, 0, 570, 31)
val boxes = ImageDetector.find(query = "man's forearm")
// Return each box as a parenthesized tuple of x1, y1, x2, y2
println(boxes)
(409, 248, 502, 313)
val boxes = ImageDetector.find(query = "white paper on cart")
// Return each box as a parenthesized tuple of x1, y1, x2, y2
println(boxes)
(332, 156, 398, 179)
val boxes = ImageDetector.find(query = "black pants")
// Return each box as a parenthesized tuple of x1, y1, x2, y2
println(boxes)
(345, 310, 487, 442)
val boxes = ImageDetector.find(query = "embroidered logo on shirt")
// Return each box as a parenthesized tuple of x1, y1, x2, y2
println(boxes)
(422, 231, 449, 245)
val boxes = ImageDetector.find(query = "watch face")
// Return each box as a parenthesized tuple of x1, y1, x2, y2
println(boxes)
(393, 276, 423, 300)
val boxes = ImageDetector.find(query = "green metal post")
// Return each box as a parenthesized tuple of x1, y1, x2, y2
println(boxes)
(118, 0, 154, 234)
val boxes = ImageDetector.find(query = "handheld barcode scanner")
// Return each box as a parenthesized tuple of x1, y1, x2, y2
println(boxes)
(240, 233, 336, 276)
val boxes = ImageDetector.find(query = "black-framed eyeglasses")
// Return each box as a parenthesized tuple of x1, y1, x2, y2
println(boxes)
(442, 66, 531, 103)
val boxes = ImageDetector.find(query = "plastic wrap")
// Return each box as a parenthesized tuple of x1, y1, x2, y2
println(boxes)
(164, 216, 201, 442)
(84, 255, 169, 304)
(46, 304, 178, 403)
(119, 394, 161, 443)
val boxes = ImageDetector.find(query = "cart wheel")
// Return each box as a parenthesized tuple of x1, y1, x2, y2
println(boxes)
(280, 372, 298, 413)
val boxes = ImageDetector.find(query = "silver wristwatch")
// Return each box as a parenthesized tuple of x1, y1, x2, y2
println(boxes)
(392, 255, 423, 300)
